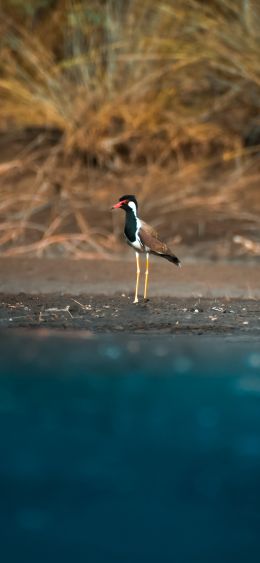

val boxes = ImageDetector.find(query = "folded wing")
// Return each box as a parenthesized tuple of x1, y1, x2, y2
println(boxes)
(139, 222, 181, 266)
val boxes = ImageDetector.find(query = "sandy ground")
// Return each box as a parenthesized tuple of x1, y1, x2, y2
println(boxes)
(0, 257, 260, 336)
(1, 257, 260, 298)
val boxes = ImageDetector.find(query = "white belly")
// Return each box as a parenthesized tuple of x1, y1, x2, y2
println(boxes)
(125, 218, 147, 252)
(129, 238, 143, 251)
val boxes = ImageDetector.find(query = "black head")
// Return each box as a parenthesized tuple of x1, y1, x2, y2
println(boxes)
(119, 195, 138, 208)
(112, 194, 138, 212)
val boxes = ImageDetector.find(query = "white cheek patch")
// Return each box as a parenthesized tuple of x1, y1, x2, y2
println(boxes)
(128, 201, 137, 215)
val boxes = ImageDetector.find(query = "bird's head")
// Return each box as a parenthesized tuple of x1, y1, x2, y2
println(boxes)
(112, 195, 138, 215)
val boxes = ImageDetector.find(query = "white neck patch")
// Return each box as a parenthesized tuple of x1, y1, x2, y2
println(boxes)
(128, 201, 137, 216)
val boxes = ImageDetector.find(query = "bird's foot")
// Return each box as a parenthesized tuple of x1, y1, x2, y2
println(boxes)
(133, 298, 139, 304)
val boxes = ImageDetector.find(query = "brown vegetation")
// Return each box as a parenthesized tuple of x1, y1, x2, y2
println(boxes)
(0, 0, 260, 258)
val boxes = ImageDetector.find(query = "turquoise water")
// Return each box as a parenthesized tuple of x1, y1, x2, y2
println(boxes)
(0, 332, 260, 562)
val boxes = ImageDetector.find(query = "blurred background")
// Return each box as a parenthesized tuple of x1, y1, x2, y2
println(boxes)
(0, 0, 260, 261)
(1, 5, 260, 562)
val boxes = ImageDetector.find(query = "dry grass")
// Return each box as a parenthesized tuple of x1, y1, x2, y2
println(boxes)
(0, 0, 260, 257)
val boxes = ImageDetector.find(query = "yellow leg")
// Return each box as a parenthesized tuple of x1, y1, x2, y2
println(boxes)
(133, 252, 140, 303)
(144, 252, 149, 300)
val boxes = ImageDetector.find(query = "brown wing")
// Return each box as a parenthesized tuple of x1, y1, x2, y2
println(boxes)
(139, 219, 159, 239)
(139, 221, 181, 266)
(139, 226, 169, 254)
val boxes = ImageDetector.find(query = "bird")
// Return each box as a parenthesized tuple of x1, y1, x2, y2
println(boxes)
(112, 194, 181, 303)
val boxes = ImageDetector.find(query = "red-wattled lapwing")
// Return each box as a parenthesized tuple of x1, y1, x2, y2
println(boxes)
(112, 195, 181, 303)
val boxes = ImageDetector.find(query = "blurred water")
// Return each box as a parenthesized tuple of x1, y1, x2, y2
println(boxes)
(0, 331, 260, 563)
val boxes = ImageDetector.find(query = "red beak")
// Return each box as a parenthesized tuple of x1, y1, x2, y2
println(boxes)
(111, 199, 128, 209)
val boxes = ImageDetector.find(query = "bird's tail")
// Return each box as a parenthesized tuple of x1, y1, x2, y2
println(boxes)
(161, 253, 181, 266)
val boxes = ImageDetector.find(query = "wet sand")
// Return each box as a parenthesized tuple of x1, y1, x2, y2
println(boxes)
(0, 294, 259, 337)
(1, 258, 260, 336)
